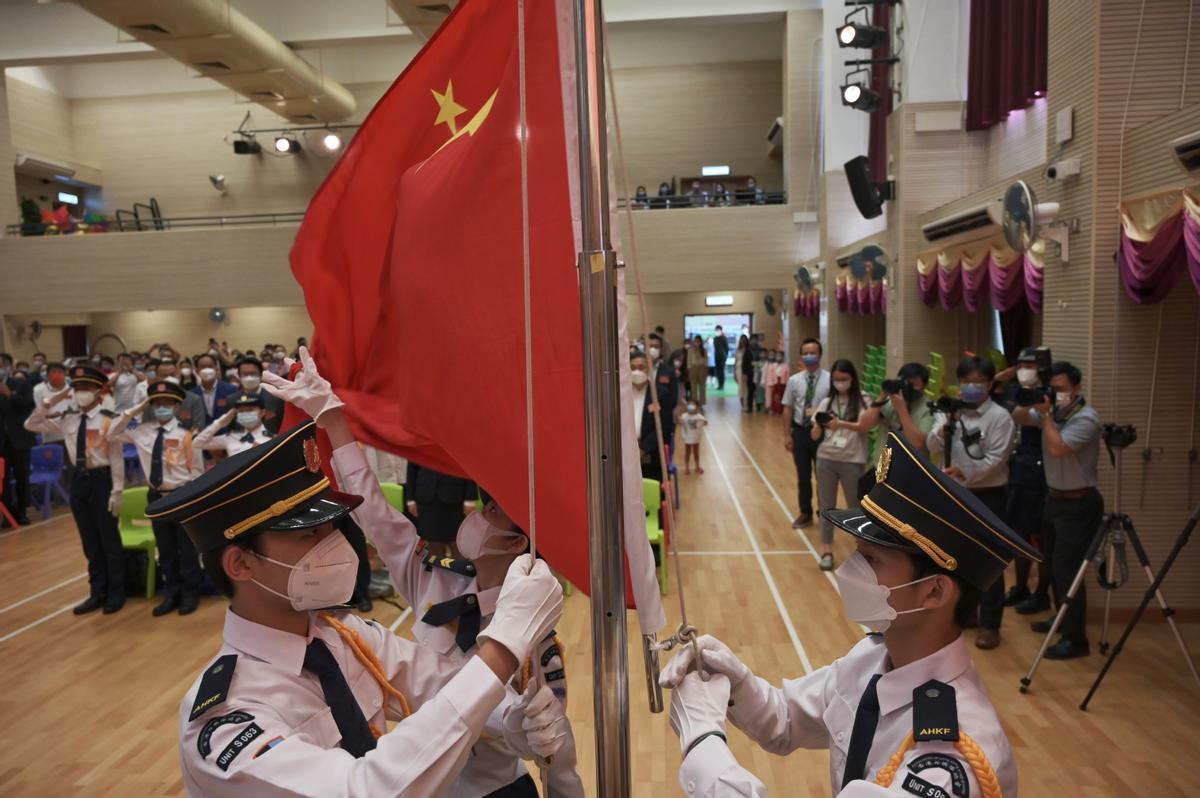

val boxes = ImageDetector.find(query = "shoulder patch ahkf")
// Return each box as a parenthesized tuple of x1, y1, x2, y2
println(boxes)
(198, 710, 255, 758)
(908, 754, 970, 798)
(912, 679, 959, 742)
(189, 654, 238, 721)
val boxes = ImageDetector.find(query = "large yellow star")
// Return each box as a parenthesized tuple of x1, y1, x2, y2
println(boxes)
(431, 80, 467, 134)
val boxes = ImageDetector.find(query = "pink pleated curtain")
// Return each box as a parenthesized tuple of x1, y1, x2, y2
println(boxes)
(1117, 186, 1200, 304)
(835, 274, 887, 315)
(916, 237, 1044, 313)
(793, 289, 820, 317)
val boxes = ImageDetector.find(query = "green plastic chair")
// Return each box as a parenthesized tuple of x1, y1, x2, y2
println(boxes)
(119, 486, 156, 598)
(379, 482, 406, 512)
(643, 478, 668, 595)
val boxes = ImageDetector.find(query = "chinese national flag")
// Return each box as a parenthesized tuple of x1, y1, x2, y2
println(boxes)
(290, 0, 649, 608)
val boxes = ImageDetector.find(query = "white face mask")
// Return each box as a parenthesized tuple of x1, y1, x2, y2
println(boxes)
(237, 411, 261, 429)
(1016, 367, 1039, 388)
(456, 511, 526, 560)
(833, 379, 852, 394)
(631, 370, 649, 387)
(199, 367, 217, 382)
(164, 375, 181, 385)
(73, 390, 96, 407)
(240, 374, 261, 392)
(1055, 391, 1074, 409)
(180, 367, 193, 377)
(250, 531, 359, 611)
(273, 351, 286, 361)
(648, 346, 661, 360)
(834, 551, 937, 632)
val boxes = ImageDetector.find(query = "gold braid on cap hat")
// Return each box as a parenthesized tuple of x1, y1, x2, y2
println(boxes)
(223, 477, 330, 540)
(861, 495, 958, 571)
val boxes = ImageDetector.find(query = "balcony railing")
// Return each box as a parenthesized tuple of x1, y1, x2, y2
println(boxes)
(615, 190, 786, 210)
(6, 210, 305, 238)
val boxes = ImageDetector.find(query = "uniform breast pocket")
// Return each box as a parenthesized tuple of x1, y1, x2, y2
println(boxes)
(822, 693, 854, 757)
(289, 707, 342, 749)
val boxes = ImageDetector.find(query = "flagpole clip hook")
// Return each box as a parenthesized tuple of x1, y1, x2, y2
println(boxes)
(674, 623, 709, 682)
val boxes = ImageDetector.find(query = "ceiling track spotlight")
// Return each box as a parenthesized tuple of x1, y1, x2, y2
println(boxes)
(837, 7, 888, 49)
(274, 134, 302, 154)
(321, 130, 343, 152)
(840, 58, 899, 113)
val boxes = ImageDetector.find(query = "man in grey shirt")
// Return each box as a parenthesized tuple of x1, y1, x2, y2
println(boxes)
(1013, 360, 1102, 660)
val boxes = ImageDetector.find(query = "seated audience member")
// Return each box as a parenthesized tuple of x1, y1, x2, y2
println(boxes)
(190, 352, 238, 426)
(736, 177, 763, 205)
(652, 181, 671, 209)
(712, 182, 729, 205)
(687, 180, 708, 208)
(632, 185, 649, 209)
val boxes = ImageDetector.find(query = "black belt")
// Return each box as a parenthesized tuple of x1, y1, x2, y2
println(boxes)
(75, 466, 111, 476)
(970, 486, 1007, 496)
(1048, 487, 1097, 500)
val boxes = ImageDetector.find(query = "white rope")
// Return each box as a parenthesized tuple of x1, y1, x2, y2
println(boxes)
(517, 0, 536, 559)
(1138, 303, 1164, 508)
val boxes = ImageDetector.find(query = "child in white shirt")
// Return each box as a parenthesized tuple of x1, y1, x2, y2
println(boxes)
(678, 402, 709, 474)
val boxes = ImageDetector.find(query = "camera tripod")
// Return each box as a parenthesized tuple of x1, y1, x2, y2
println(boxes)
(1020, 441, 1200, 702)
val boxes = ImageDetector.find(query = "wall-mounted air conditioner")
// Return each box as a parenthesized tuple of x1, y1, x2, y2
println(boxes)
(1169, 130, 1200, 178)
(14, 153, 76, 180)
(920, 199, 1003, 246)
(767, 117, 783, 157)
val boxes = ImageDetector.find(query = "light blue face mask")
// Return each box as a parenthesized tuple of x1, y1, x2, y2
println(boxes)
(801, 354, 820, 367)
(237, 411, 261, 429)
(154, 405, 176, 422)
(958, 383, 988, 404)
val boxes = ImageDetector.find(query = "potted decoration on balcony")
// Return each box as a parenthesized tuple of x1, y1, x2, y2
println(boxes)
(19, 196, 44, 236)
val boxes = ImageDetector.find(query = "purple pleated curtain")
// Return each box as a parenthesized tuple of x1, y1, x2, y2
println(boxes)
(1118, 187, 1200, 303)
(835, 275, 887, 315)
(793, 289, 820, 317)
(965, 0, 1048, 131)
(916, 238, 1044, 313)
(867, 4, 893, 184)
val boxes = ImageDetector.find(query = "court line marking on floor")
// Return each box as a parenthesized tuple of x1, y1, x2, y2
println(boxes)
(0, 601, 79, 643)
(0, 514, 68, 540)
(0, 573, 86, 615)
(389, 606, 413, 633)
(679, 550, 811, 556)
(706, 428, 814, 674)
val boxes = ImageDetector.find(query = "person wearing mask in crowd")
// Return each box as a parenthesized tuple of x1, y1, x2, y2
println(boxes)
(177, 358, 198, 391)
(109, 352, 146, 413)
(98, 355, 115, 375)
(150, 420, 570, 797)
(25, 365, 126, 613)
(688, 180, 709, 208)
(647, 332, 678, 447)
(14, 360, 35, 385)
(782, 338, 830, 528)
(0, 352, 36, 526)
(736, 177, 763, 205)
(111, 381, 205, 616)
(679, 400, 708, 475)
(633, 185, 649, 209)
(712, 183, 729, 206)
(653, 325, 672, 359)
(259, 353, 582, 796)
(148, 358, 205, 429)
(810, 359, 872, 571)
(32, 361, 71, 450)
(738, 335, 755, 413)
(927, 356, 1015, 651)
(191, 352, 239, 427)
(1012, 360, 1103, 660)
(235, 356, 285, 434)
(712, 326, 729, 392)
(30, 353, 47, 384)
(631, 351, 665, 482)
(653, 181, 672, 209)
(687, 335, 708, 406)
(753, 348, 768, 413)
(871, 363, 934, 455)
(267, 345, 291, 377)
(660, 432, 1041, 798)
(769, 350, 791, 414)
(997, 349, 1052, 615)
(195, 393, 275, 457)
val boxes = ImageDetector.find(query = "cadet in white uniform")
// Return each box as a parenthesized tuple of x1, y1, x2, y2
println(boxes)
(25, 365, 127, 614)
(261, 348, 583, 798)
(662, 431, 1042, 797)
(148, 420, 569, 798)
(194, 393, 274, 457)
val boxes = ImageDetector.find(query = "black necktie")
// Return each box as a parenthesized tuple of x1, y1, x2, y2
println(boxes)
(149, 427, 165, 489)
(240, 433, 256, 444)
(421, 594, 482, 652)
(75, 415, 88, 472)
(303, 639, 377, 758)
(842, 674, 883, 788)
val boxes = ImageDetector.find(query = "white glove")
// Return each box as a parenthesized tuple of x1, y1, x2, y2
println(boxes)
(259, 346, 345, 421)
(659, 634, 751, 690)
(107, 491, 122, 517)
(669, 671, 731, 756)
(478, 554, 564, 666)
(502, 684, 571, 760)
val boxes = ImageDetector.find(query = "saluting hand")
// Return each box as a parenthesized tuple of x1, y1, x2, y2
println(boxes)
(259, 346, 345, 421)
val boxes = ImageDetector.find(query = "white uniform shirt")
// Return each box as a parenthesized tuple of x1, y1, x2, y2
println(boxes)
(180, 609, 505, 798)
(333, 443, 567, 797)
(679, 634, 1017, 797)
(927, 399, 1015, 489)
(31, 380, 72, 442)
(782, 368, 831, 425)
(110, 413, 204, 491)
(24, 404, 125, 487)
(194, 418, 274, 457)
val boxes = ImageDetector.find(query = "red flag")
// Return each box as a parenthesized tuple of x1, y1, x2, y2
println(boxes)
(291, 0, 593, 593)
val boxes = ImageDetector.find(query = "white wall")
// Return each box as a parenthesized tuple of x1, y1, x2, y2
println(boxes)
(821, 0, 869, 170)
(900, 0, 969, 104)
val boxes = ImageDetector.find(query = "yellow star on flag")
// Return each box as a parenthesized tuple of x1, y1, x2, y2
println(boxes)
(431, 80, 467, 134)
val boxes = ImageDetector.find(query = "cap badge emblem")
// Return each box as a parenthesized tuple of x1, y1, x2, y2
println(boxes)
(303, 438, 322, 473)
(876, 446, 893, 484)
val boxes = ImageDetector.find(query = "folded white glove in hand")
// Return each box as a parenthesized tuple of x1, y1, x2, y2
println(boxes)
(669, 671, 731, 756)
(478, 554, 563, 666)
(259, 346, 345, 421)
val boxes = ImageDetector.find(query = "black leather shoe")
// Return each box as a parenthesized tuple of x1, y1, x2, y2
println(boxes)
(1003, 585, 1030, 606)
(178, 595, 199, 616)
(1045, 639, 1090, 660)
(1015, 595, 1051, 614)
(355, 596, 373, 613)
(1030, 617, 1055, 634)
(15, 515, 32, 526)
(152, 595, 181, 617)
(73, 596, 105, 615)
(102, 596, 125, 615)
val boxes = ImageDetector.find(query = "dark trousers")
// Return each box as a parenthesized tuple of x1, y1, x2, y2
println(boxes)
(3, 442, 31, 517)
(715, 358, 727, 390)
(971, 486, 1008, 631)
(483, 774, 538, 798)
(148, 488, 201, 599)
(71, 467, 125, 601)
(791, 424, 820, 514)
(337, 515, 372, 600)
(1043, 490, 1104, 643)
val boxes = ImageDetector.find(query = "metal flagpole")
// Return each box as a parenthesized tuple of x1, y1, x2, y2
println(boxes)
(574, 0, 630, 795)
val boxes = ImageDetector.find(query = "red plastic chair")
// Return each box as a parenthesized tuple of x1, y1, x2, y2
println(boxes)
(0, 457, 21, 528)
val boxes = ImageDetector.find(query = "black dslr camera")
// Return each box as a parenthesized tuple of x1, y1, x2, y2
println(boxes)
(814, 410, 834, 425)
(933, 395, 965, 414)
(1102, 423, 1137, 449)
(1015, 386, 1053, 407)
(881, 378, 904, 395)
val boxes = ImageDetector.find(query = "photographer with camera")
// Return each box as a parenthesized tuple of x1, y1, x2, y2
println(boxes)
(1012, 361, 1103, 660)
(927, 356, 1016, 650)
(870, 362, 934, 453)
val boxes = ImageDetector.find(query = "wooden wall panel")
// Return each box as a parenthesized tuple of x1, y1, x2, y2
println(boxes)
(784, 11, 822, 212)
(0, 76, 20, 229)
(984, 97, 1048, 186)
(5, 75, 76, 163)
